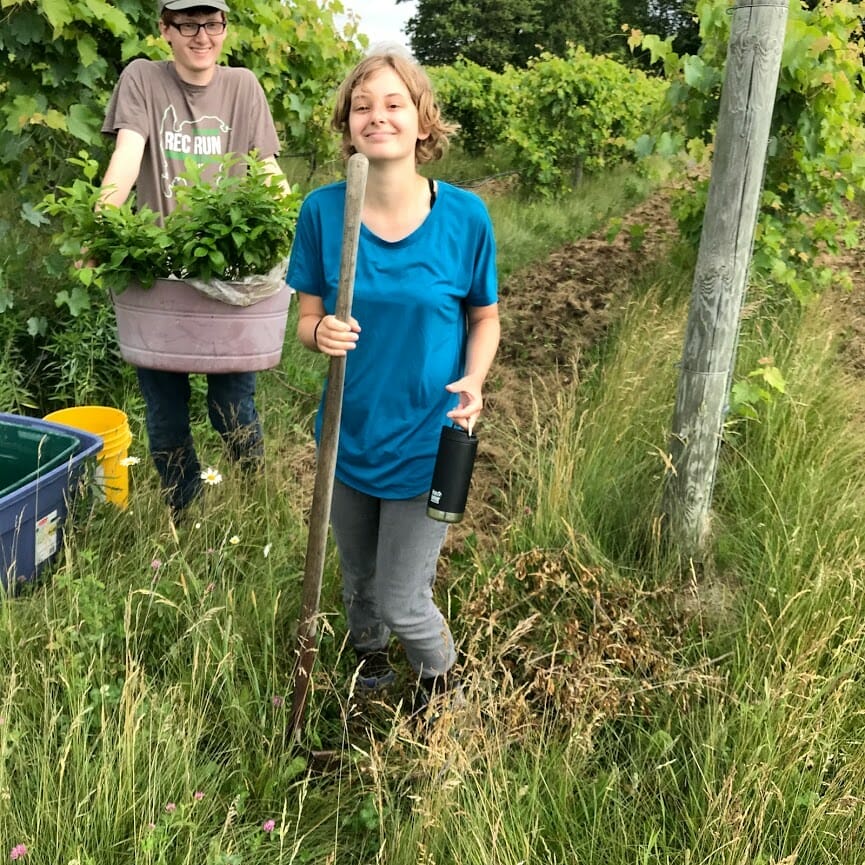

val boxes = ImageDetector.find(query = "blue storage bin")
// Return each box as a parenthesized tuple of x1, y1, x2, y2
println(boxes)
(0, 413, 102, 591)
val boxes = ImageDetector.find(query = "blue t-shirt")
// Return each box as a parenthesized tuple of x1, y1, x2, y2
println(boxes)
(287, 180, 498, 499)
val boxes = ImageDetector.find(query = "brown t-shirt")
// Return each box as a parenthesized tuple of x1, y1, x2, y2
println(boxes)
(102, 59, 280, 220)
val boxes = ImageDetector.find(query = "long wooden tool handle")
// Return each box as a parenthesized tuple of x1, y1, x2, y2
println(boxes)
(288, 153, 369, 742)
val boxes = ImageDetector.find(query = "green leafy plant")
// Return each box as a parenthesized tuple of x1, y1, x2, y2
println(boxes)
(727, 357, 787, 422)
(604, 216, 648, 250)
(41, 152, 301, 302)
(429, 59, 516, 155)
(430, 48, 667, 195)
(40, 154, 171, 308)
(506, 45, 668, 195)
(168, 157, 300, 284)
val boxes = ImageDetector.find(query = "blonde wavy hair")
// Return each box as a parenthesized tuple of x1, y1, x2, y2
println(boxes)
(331, 50, 457, 165)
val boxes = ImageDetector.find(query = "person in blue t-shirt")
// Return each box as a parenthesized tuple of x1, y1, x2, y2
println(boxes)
(286, 48, 500, 716)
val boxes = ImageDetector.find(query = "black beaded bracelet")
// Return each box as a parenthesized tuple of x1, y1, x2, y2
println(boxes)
(312, 316, 324, 349)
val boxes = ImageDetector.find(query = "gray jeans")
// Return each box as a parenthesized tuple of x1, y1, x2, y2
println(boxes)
(330, 479, 455, 677)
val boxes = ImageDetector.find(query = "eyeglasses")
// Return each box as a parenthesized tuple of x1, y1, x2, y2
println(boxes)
(169, 20, 227, 37)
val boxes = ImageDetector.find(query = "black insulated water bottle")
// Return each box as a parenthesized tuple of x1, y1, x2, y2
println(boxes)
(426, 425, 478, 523)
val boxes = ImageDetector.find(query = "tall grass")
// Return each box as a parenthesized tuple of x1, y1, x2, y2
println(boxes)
(369, 285, 865, 865)
(2, 165, 865, 862)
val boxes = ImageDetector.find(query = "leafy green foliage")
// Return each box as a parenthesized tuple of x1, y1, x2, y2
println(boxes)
(428, 60, 516, 155)
(619, 0, 701, 61)
(40, 154, 170, 298)
(430, 47, 666, 194)
(402, 0, 545, 71)
(40, 153, 301, 299)
(39, 302, 136, 410)
(728, 357, 787, 422)
(537, 0, 627, 59)
(0, 0, 142, 197)
(507, 46, 667, 193)
(404, 0, 637, 69)
(0, 0, 361, 203)
(630, 0, 865, 300)
(230, 2, 364, 168)
(0, 331, 35, 413)
(169, 157, 301, 283)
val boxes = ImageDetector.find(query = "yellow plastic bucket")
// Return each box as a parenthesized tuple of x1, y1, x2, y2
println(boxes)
(43, 406, 133, 509)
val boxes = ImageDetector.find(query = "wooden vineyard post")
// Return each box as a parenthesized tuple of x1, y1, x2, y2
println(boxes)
(662, 0, 789, 560)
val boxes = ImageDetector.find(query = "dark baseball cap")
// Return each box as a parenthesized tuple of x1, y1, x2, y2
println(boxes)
(159, 0, 229, 12)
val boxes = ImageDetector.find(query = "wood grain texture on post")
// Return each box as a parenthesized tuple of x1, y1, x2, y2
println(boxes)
(663, 0, 789, 560)
(289, 152, 369, 742)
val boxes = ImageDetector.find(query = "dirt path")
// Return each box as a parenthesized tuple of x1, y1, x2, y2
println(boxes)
(822, 242, 865, 375)
(496, 190, 679, 372)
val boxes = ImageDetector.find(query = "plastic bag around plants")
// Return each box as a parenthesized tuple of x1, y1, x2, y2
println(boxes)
(186, 259, 288, 307)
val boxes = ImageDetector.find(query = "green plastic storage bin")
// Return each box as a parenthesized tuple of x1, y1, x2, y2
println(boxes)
(0, 419, 80, 499)
(1, 413, 102, 591)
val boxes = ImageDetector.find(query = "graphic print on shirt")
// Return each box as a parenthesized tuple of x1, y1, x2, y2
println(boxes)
(159, 105, 232, 198)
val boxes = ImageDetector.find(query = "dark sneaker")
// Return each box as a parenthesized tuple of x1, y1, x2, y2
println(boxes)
(353, 649, 396, 692)
(410, 672, 467, 724)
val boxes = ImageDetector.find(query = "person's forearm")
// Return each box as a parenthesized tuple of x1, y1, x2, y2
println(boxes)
(262, 155, 292, 197)
(464, 315, 501, 385)
(99, 129, 146, 208)
(298, 311, 324, 352)
(98, 165, 135, 208)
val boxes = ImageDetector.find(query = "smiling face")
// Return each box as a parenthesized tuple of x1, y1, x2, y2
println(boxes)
(159, 10, 227, 85)
(347, 67, 430, 167)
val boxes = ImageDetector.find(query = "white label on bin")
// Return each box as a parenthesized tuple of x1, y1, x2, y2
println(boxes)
(35, 510, 60, 565)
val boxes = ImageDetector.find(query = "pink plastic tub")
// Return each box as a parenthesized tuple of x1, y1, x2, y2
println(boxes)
(112, 279, 292, 373)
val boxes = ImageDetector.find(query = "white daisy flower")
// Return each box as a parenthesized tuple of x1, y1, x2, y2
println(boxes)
(119, 455, 141, 467)
(201, 467, 223, 485)
(229, 535, 240, 545)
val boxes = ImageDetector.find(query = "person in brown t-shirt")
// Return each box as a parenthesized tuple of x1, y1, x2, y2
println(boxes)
(100, 0, 288, 519)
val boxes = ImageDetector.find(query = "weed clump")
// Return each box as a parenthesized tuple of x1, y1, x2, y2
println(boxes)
(461, 546, 712, 736)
